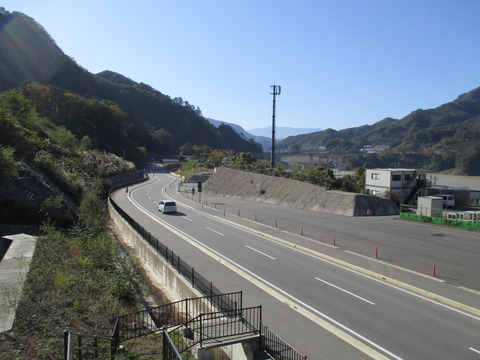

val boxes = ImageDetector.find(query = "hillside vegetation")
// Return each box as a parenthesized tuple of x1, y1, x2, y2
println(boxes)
(0, 89, 135, 225)
(0, 10, 262, 166)
(279, 88, 480, 175)
(0, 87, 149, 358)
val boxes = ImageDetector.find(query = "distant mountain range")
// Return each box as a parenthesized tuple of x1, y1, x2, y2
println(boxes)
(277, 87, 480, 175)
(248, 126, 323, 139)
(206, 119, 322, 151)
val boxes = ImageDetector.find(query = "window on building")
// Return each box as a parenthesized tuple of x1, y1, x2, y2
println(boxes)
(371, 173, 380, 180)
(392, 174, 401, 181)
(405, 174, 412, 181)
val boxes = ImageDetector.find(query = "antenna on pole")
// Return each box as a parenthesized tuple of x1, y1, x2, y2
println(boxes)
(270, 82, 281, 168)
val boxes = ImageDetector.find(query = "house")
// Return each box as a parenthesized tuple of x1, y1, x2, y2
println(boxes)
(365, 168, 428, 204)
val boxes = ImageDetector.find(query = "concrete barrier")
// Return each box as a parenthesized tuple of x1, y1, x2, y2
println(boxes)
(203, 167, 398, 216)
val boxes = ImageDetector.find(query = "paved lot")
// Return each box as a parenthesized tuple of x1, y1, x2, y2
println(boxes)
(174, 179, 480, 309)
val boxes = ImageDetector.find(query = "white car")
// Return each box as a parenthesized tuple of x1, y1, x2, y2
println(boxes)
(158, 200, 177, 213)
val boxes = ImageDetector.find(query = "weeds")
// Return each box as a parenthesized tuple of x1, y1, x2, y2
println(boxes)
(0, 223, 145, 359)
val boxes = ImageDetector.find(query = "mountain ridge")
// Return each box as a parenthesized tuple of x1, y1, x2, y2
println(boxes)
(0, 10, 262, 163)
(278, 87, 480, 174)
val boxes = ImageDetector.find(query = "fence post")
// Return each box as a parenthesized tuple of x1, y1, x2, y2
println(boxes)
(112, 316, 120, 352)
(77, 333, 82, 360)
(93, 336, 98, 358)
(63, 330, 71, 360)
(200, 315, 203, 347)
(162, 327, 168, 360)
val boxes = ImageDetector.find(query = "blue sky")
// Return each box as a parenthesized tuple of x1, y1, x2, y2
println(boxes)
(3, 1, 480, 131)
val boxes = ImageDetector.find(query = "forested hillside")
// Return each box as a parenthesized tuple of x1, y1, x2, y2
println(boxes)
(0, 10, 262, 165)
(279, 88, 480, 175)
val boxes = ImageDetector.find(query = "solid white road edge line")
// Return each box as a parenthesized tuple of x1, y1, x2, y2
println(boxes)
(125, 182, 399, 360)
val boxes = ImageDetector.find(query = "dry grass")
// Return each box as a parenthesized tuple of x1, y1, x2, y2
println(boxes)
(0, 227, 145, 359)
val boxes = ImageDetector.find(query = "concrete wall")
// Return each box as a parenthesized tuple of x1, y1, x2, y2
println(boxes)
(204, 167, 398, 216)
(108, 198, 252, 360)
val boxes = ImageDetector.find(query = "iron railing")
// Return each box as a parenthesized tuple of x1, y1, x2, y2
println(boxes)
(162, 327, 184, 360)
(112, 291, 243, 344)
(109, 197, 225, 299)
(262, 325, 308, 360)
(63, 330, 115, 360)
(167, 305, 262, 354)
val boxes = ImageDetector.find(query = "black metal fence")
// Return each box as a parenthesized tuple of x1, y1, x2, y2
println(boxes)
(108, 191, 308, 360)
(63, 330, 115, 360)
(262, 325, 308, 360)
(162, 327, 184, 360)
(109, 197, 225, 299)
(112, 291, 243, 344)
(166, 305, 262, 354)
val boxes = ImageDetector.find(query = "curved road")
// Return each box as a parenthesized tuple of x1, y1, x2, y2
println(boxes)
(113, 172, 480, 359)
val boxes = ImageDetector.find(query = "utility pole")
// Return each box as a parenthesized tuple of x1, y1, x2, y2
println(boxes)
(270, 83, 281, 168)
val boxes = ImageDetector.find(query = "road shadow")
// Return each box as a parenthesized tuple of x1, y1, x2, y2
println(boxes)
(159, 211, 187, 217)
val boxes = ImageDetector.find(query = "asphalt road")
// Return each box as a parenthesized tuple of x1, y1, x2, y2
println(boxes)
(113, 172, 480, 359)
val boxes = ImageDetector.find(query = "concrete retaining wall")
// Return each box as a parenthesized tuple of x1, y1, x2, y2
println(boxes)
(108, 198, 252, 360)
(204, 167, 399, 216)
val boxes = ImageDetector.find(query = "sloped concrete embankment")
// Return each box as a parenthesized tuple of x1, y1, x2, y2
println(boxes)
(203, 167, 398, 216)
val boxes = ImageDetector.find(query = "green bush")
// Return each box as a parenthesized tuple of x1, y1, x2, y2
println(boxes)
(0, 145, 18, 178)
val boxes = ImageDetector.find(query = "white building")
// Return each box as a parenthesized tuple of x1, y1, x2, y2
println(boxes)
(365, 168, 428, 204)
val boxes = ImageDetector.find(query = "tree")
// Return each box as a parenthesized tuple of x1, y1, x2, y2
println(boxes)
(302, 166, 336, 188)
(230, 152, 256, 170)
(80, 135, 93, 150)
(179, 142, 193, 156)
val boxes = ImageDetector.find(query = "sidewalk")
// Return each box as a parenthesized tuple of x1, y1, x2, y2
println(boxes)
(0, 234, 37, 333)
